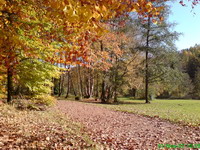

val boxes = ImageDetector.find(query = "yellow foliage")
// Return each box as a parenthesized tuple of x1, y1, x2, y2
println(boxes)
(32, 95, 57, 106)
(0, 93, 6, 99)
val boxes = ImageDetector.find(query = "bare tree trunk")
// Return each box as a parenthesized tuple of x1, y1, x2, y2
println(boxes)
(65, 71, 71, 98)
(114, 90, 118, 103)
(71, 79, 77, 96)
(51, 78, 55, 96)
(85, 76, 89, 97)
(106, 86, 112, 101)
(90, 71, 94, 98)
(88, 67, 94, 98)
(113, 72, 118, 103)
(99, 40, 106, 103)
(58, 74, 65, 97)
(95, 72, 99, 99)
(58, 75, 62, 97)
(7, 67, 13, 103)
(61, 75, 65, 96)
(100, 80, 106, 103)
(77, 65, 83, 98)
(113, 56, 119, 103)
(52, 62, 58, 96)
(88, 67, 91, 97)
(132, 88, 136, 98)
(145, 16, 151, 104)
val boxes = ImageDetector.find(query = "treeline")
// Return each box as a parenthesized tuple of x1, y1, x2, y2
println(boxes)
(1, 0, 164, 103)
(0, 1, 199, 103)
(179, 45, 200, 99)
(53, 44, 200, 102)
(53, 9, 200, 102)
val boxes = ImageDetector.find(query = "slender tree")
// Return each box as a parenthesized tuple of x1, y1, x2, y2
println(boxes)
(135, 4, 179, 103)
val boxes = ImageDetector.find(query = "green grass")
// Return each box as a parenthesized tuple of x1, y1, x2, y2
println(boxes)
(96, 98, 200, 126)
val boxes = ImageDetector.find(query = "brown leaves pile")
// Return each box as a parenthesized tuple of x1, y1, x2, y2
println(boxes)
(0, 104, 96, 149)
(57, 100, 200, 149)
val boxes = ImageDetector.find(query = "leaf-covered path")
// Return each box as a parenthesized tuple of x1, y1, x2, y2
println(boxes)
(57, 100, 200, 149)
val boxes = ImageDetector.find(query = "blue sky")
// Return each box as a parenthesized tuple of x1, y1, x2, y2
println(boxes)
(168, 1, 200, 50)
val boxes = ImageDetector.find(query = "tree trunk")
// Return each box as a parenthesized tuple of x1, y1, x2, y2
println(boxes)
(58, 75, 62, 97)
(88, 67, 91, 97)
(77, 65, 83, 98)
(106, 86, 111, 101)
(95, 72, 99, 99)
(7, 68, 13, 103)
(145, 16, 151, 104)
(58, 75, 65, 97)
(114, 90, 118, 103)
(100, 80, 106, 103)
(61, 75, 65, 96)
(88, 67, 94, 98)
(51, 78, 55, 95)
(71, 78, 77, 96)
(113, 56, 118, 103)
(90, 74, 94, 98)
(99, 40, 106, 103)
(65, 71, 71, 98)
(132, 88, 136, 98)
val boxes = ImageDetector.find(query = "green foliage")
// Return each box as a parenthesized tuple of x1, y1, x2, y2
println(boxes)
(169, 73, 193, 98)
(130, 4, 182, 101)
(17, 59, 60, 95)
(180, 45, 200, 98)
(194, 69, 200, 98)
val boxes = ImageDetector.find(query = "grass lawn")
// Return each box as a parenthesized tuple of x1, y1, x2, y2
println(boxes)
(96, 98, 200, 126)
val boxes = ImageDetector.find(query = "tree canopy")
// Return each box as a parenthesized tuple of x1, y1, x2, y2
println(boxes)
(0, 0, 199, 102)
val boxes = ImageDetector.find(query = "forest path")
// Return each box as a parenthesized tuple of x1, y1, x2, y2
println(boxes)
(56, 100, 200, 150)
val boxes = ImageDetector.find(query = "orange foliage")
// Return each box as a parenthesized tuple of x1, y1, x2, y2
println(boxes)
(0, 0, 198, 71)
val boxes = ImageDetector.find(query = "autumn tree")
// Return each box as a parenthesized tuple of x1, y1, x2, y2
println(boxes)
(0, 0, 60, 102)
(0, 0, 198, 103)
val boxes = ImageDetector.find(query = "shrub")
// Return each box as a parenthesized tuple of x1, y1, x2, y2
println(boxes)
(14, 99, 30, 110)
(32, 95, 57, 106)
(83, 95, 90, 99)
(27, 104, 41, 111)
(12, 95, 55, 111)
(13, 99, 47, 111)
(75, 96, 81, 101)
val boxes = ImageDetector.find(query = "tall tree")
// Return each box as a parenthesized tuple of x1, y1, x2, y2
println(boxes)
(135, 4, 179, 103)
(0, 0, 54, 102)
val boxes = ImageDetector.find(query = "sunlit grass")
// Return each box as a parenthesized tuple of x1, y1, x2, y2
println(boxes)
(97, 98, 200, 126)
